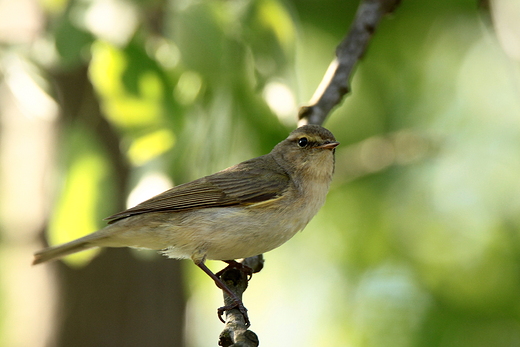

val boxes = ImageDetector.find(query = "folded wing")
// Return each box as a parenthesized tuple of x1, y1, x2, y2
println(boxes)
(105, 155, 290, 223)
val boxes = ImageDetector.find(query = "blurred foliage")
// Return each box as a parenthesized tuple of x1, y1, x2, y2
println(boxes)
(1, 0, 520, 346)
(47, 124, 114, 265)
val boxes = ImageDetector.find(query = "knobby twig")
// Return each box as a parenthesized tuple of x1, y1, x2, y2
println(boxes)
(218, 255, 264, 347)
(299, 0, 401, 126)
(217, 0, 401, 344)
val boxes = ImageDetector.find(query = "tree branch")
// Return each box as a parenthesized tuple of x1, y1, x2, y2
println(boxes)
(218, 255, 264, 347)
(216, 0, 401, 344)
(299, 0, 401, 126)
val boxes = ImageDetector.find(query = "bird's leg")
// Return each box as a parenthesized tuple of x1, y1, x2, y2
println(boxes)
(216, 260, 253, 281)
(195, 260, 250, 327)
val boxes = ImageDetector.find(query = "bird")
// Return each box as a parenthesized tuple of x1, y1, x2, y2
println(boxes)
(33, 124, 339, 326)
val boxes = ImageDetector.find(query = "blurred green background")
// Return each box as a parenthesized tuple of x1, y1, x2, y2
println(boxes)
(1, 0, 520, 346)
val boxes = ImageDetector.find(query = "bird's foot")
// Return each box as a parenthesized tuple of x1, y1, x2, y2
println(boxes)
(216, 260, 254, 281)
(217, 299, 250, 327)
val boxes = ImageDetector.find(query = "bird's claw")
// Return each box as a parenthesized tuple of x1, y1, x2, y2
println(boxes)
(216, 260, 254, 281)
(217, 301, 250, 327)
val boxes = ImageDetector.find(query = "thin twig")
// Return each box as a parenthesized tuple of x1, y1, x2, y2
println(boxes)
(218, 255, 264, 347)
(299, 0, 401, 126)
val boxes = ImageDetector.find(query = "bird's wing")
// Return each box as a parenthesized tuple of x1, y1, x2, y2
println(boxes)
(105, 155, 290, 223)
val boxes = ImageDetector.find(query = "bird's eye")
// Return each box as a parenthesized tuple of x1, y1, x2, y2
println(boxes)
(298, 137, 308, 147)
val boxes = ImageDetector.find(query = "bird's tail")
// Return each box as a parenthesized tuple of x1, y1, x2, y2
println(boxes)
(32, 233, 105, 265)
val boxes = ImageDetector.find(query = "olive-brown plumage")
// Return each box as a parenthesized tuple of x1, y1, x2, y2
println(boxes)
(33, 124, 338, 325)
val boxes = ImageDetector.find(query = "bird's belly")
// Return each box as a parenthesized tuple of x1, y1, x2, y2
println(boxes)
(187, 206, 308, 261)
(105, 182, 327, 262)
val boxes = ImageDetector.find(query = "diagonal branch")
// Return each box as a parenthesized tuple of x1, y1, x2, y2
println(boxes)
(299, 0, 401, 126)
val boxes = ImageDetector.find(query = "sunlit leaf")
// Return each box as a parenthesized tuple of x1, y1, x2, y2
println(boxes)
(257, 0, 295, 50)
(47, 129, 112, 267)
(89, 40, 165, 128)
(40, 0, 69, 14)
(127, 129, 176, 165)
(173, 70, 203, 105)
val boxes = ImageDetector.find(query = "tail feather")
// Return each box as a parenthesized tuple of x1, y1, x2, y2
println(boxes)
(33, 233, 104, 265)
(33, 238, 97, 265)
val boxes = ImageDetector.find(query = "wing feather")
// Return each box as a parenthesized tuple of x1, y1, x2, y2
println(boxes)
(105, 155, 290, 223)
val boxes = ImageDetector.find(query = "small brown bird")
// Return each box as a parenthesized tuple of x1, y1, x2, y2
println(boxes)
(33, 124, 339, 325)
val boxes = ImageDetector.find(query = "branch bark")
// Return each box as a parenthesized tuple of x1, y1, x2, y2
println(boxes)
(218, 255, 264, 347)
(299, 0, 401, 126)
(217, 0, 401, 344)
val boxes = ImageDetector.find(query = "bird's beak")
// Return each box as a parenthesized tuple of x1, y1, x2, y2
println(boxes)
(316, 141, 340, 150)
